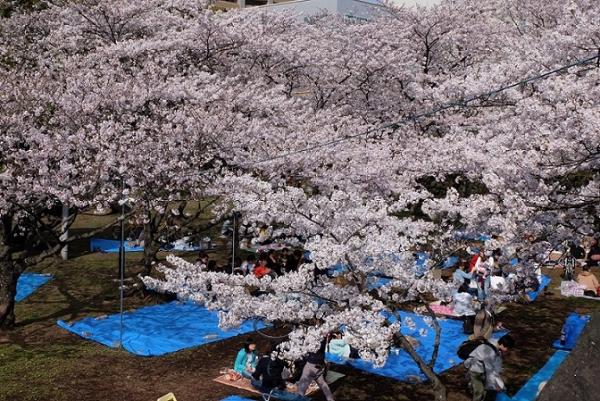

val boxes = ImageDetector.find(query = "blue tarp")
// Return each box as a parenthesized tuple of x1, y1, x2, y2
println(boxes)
(552, 313, 590, 351)
(455, 232, 492, 241)
(367, 276, 392, 291)
(329, 252, 457, 280)
(442, 256, 459, 269)
(221, 397, 254, 401)
(327, 311, 504, 382)
(90, 238, 144, 253)
(16, 273, 53, 302)
(526, 275, 551, 301)
(57, 302, 264, 356)
(90, 238, 202, 253)
(497, 350, 570, 401)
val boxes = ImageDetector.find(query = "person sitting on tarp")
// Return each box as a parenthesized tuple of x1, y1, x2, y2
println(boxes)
(234, 338, 258, 379)
(197, 252, 209, 268)
(465, 334, 515, 401)
(239, 254, 256, 275)
(576, 265, 599, 297)
(267, 250, 283, 276)
(254, 256, 274, 279)
(568, 241, 586, 260)
(586, 237, 600, 267)
(251, 345, 308, 401)
(327, 331, 359, 359)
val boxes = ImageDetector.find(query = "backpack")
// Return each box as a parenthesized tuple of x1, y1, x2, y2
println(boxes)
(457, 338, 497, 360)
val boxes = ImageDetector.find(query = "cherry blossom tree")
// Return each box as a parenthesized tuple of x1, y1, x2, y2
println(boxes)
(3, 0, 599, 399)
(145, 1, 600, 400)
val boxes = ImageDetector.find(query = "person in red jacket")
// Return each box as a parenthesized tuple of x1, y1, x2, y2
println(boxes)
(469, 250, 485, 273)
(254, 257, 273, 279)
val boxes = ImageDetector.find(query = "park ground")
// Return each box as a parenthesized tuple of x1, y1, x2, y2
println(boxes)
(1, 214, 600, 401)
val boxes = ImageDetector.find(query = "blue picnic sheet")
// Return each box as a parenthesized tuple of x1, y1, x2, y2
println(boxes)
(221, 397, 254, 401)
(454, 232, 492, 241)
(16, 273, 53, 302)
(526, 275, 551, 301)
(57, 301, 264, 356)
(552, 313, 590, 351)
(90, 238, 144, 253)
(328, 252, 457, 281)
(90, 238, 202, 253)
(497, 350, 569, 401)
(327, 311, 504, 382)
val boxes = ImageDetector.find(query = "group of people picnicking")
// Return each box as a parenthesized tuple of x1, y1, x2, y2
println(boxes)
(228, 312, 515, 401)
(449, 235, 600, 401)
(214, 232, 600, 401)
(230, 334, 348, 401)
(196, 248, 306, 279)
(560, 237, 600, 296)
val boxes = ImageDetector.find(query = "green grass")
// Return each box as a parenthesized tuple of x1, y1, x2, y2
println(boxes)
(3, 212, 600, 401)
(0, 343, 94, 401)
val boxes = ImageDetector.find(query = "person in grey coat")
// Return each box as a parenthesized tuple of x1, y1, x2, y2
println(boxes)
(465, 334, 515, 401)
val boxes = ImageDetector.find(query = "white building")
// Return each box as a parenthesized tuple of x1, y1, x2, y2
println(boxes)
(213, 0, 442, 18)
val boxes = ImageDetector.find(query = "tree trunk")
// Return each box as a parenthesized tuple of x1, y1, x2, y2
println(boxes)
(395, 332, 447, 401)
(141, 219, 160, 277)
(0, 258, 18, 329)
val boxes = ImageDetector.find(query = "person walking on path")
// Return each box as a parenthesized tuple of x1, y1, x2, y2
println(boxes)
(465, 334, 515, 401)
(296, 336, 335, 401)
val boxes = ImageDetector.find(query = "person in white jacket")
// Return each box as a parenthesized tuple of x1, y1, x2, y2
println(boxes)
(465, 334, 515, 401)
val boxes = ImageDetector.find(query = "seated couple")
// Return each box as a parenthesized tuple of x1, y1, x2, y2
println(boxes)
(233, 339, 333, 401)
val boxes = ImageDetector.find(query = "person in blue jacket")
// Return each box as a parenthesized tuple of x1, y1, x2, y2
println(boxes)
(234, 339, 258, 379)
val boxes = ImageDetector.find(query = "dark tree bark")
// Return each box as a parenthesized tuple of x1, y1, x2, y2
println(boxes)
(0, 259, 18, 329)
(394, 332, 447, 401)
(391, 306, 447, 401)
(0, 209, 124, 329)
(0, 214, 17, 329)
(142, 215, 160, 277)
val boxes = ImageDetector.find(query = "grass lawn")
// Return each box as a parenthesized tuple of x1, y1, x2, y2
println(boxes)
(2, 217, 600, 401)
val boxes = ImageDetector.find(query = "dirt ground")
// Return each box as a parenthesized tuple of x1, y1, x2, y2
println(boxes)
(2, 246, 600, 401)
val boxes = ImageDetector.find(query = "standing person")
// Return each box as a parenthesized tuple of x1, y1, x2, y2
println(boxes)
(469, 249, 485, 273)
(465, 334, 515, 401)
(233, 339, 258, 379)
(453, 260, 475, 292)
(296, 336, 335, 401)
(454, 283, 477, 334)
(473, 252, 491, 301)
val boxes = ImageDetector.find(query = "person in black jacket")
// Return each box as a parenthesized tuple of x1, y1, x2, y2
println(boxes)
(295, 336, 335, 401)
(251, 345, 308, 401)
(587, 237, 600, 267)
